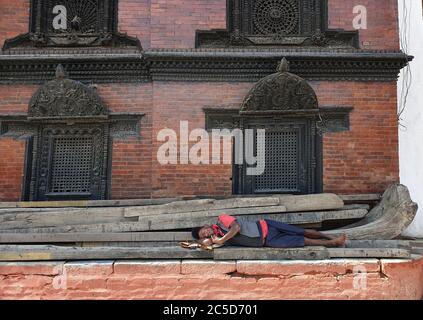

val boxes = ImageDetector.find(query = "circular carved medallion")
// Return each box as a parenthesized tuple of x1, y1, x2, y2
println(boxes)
(253, 0, 299, 35)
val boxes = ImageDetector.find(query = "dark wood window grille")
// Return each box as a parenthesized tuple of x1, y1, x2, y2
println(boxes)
(254, 130, 300, 193)
(50, 136, 94, 194)
(35, 125, 108, 201)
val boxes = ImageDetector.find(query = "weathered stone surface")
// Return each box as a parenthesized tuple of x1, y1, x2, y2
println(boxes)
(113, 260, 181, 275)
(0, 261, 63, 276)
(0, 258, 422, 300)
(328, 248, 411, 259)
(236, 259, 381, 276)
(181, 260, 236, 275)
(214, 247, 330, 260)
(64, 261, 114, 276)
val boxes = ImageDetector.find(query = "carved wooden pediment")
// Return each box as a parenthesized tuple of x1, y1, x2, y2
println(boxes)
(241, 58, 318, 112)
(28, 65, 108, 119)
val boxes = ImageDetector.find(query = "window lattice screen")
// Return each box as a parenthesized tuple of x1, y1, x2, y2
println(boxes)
(50, 136, 94, 193)
(254, 130, 299, 192)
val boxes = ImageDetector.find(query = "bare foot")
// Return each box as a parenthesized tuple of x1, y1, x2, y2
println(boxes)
(328, 234, 347, 247)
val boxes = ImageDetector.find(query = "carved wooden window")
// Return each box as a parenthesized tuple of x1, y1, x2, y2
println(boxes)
(36, 125, 108, 201)
(3, 0, 140, 49)
(196, 0, 358, 48)
(234, 0, 320, 37)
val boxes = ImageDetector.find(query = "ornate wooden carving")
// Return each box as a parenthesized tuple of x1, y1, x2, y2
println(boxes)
(203, 59, 355, 195)
(34, 124, 109, 201)
(0, 65, 144, 201)
(241, 58, 318, 112)
(0, 50, 411, 84)
(196, 0, 359, 48)
(28, 65, 108, 119)
(3, 0, 140, 49)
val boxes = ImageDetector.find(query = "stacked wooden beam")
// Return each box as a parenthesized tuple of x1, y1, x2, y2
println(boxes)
(0, 185, 419, 261)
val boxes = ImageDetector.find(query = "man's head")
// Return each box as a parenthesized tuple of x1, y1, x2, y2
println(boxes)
(191, 225, 214, 240)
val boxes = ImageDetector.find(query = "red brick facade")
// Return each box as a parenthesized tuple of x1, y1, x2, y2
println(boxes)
(0, 0, 400, 50)
(0, 0, 402, 201)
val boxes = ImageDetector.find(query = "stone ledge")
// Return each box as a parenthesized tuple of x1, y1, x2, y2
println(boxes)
(0, 258, 421, 300)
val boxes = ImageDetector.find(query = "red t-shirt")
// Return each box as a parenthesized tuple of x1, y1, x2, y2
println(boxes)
(214, 214, 268, 239)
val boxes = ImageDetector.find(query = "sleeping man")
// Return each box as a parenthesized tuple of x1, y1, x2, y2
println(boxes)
(191, 214, 346, 248)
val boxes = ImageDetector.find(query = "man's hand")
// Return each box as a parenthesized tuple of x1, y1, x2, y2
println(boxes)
(199, 238, 213, 246)
(211, 235, 225, 245)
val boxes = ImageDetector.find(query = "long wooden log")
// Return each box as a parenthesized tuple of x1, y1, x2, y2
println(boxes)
(0, 198, 181, 209)
(0, 202, 283, 230)
(213, 247, 330, 260)
(0, 232, 192, 243)
(124, 193, 344, 218)
(124, 197, 282, 217)
(326, 184, 418, 240)
(339, 194, 381, 202)
(0, 207, 131, 230)
(0, 208, 367, 234)
(345, 240, 410, 249)
(0, 245, 212, 261)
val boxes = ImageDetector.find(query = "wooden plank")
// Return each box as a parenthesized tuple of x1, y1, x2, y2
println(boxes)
(411, 248, 423, 256)
(124, 194, 344, 218)
(0, 203, 283, 230)
(0, 207, 130, 230)
(339, 194, 381, 202)
(2, 208, 367, 234)
(0, 232, 192, 243)
(213, 247, 330, 260)
(0, 198, 181, 209)
(124, 197, 282, 218)
(410, 240, 423, 248)
(326, 184, 418, 240)
(80, 241, 180, 248)
(275, 193, 344, 212)
(328, 248, 411, 259)
(0, 245, 212, 261)
(345, 240, 411, 249)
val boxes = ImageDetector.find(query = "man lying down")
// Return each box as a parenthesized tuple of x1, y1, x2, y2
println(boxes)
(191, 214, 346, 248)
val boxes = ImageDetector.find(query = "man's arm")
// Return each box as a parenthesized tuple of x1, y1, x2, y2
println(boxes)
(211, 221, 240, 245)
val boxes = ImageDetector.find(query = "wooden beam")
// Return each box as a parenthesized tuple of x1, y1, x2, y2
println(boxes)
(0, 198, 181, 208)
(339, 194, 381, 202)
(345, 240, 411, 249)
(326, 184, 418, 240)
(0, 245, 212, 261)
(0, 232, 192, 243)
(0, 207, 129, 230)
(125, 193, 344, 218)
(2, 208, 367, 234)
(124, 197, 281, 218)
(213, 247, 330, 260)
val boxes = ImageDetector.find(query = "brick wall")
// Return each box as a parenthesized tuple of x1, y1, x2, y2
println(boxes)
(328, 0, 399, 50)
(0, 139, 25, 201)
(0, 0, 400, 51)
(313, 81, 400, 194)
(0, 81, 400, 200)
(0, 258, 422, 300)
(0, 1, 404, 201)
(0, 0, 29, 49)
